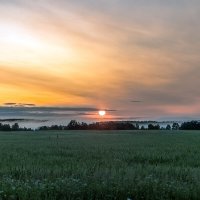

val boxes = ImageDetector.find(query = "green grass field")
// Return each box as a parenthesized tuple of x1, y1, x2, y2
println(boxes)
(0, 130, 200, 200)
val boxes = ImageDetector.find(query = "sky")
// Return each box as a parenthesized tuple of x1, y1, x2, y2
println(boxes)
(0, 0, 200, 121)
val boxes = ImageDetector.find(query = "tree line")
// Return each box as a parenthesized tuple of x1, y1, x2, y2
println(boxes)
(32, 121, 200, 131)
(0, 123, 32, 131)
(1, 120, 200, 131)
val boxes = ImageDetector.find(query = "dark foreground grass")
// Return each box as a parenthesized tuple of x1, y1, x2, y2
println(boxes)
(0, 130, 200, 200)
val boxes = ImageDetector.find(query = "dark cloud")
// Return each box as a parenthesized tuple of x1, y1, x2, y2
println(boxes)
(4, 103, 16, 106)
(0, 106, 116, 117)
(0, 118, 48, 122)
(4, 103, 36, 107)
(0, 106, 97, 111)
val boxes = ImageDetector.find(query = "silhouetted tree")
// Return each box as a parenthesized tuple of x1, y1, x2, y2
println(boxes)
(67, 120, 80, 130)
(148, 124, 160, 130)
(180, 121, 200, 130)
(38, 126, 49, 131)
(0, 124, 11, 131)
(166, 124, 171, 130)
(80, 122, 88, 130)
(12, 123, 19, 131)
(172, 123, 180, 130)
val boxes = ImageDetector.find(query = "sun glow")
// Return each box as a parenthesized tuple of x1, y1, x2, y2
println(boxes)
(0, 23, 75, 69)
(98, 110, 106, 116)
(0, 24, 40, 48)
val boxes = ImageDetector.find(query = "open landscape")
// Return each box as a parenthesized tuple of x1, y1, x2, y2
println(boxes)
(1, 0, 200, 199)
(0, 130, 200, 200)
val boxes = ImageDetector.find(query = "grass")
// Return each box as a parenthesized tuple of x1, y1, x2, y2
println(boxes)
(0, 130, 200, 199)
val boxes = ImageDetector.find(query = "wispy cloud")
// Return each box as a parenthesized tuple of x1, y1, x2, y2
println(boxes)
(131, 101, 142, 103)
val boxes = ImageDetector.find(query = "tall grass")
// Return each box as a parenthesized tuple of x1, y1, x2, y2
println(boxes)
(0, 130, 200, 199)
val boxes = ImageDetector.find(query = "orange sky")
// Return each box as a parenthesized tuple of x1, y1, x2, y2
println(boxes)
(1, 0, 200, 120)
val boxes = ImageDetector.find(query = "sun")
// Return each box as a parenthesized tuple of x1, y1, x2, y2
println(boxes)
(98, 110, 106, 116)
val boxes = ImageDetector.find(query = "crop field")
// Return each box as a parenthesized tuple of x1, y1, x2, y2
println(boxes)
(0, 130, 200, 200)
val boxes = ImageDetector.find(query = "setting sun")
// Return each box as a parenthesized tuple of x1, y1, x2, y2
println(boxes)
(98, 110, 106, 116)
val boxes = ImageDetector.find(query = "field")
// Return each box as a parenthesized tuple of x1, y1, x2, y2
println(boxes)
(0, 130, 200, 200)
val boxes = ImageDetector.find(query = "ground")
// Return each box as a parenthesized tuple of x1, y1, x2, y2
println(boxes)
(0, 130, 200, 200)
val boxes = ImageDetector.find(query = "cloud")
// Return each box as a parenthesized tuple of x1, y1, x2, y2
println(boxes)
(0, 106, 115, 115)
(4, 102, 36, 107)
(4, 103, 17, 106)
(0, 118, 48, 122)
(92, 117, 143, 121)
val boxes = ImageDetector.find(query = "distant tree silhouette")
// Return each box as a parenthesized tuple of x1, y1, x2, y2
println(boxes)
(39, 126, 49, 131)
(172, 123, 180, 130)
(180, 121, 200, 130)
(12, 123, 19, 131)
(67, 120, 80, 130)
(80, 122, 88, 130)
(148, 124, 160, 130)
(0, 123, 11, 131)
(166, 124, 171, 130)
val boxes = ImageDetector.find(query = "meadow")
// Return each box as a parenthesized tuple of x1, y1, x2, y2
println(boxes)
(0, 130, 200, 200)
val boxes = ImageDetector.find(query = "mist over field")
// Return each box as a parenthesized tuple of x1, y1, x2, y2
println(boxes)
(0, 106, 184, 129)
